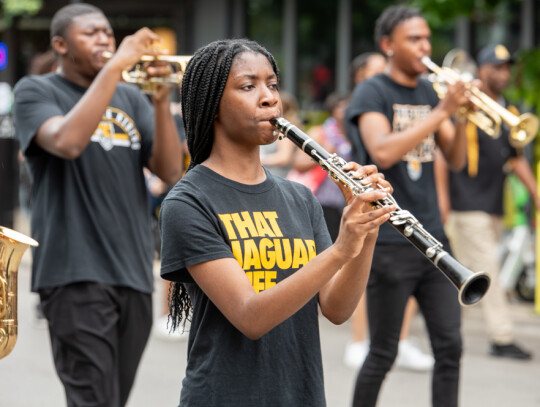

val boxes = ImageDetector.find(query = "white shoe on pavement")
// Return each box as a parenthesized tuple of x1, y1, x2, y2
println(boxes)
(153, 315, 189, 342)
(344, 341, 369, 369)
(395, 339, 434, 371)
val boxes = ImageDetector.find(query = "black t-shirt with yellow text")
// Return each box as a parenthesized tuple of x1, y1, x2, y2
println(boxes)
(160, 165, 332, 406)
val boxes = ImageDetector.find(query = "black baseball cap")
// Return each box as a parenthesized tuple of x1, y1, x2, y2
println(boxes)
(476, 44, 514, 66)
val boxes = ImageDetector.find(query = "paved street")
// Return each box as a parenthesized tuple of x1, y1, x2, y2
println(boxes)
(2, 215, 540, 406)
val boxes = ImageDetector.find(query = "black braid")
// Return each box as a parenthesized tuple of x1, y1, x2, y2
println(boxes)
(168, 39, 280, 332)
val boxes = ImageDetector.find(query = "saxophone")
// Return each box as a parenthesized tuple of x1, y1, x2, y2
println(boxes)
(0, 226, 38, 359)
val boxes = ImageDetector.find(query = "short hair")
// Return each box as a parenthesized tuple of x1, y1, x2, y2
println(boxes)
(374, 5, 422, 48)
(170, 38, 280, 331)
(50, 3, 104, 40)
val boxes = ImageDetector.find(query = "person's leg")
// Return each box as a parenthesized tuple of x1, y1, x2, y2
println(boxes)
(352, 244, 415, 407)
(40, 283, 123, 407)
(395, 297, 434, 371)
(117, 287, 153, 406)
(449, 212, 515, 345)
(399, 297, 417, 340)
(415, 243, 462, 407)
(344, 295, 369, 368)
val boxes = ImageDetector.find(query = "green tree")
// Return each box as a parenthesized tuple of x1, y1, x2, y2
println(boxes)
(1, 0, 42, 26)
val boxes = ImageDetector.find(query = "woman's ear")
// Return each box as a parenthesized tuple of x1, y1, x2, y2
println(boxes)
(51, 36, 68, 57)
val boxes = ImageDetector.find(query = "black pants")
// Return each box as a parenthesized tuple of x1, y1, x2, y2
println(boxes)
(352, 242, 462, 407)
(40, 282, 153, 407)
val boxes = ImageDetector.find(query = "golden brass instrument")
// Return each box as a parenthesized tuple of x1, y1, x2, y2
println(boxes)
(422, 53, 539, 148)
(102, 51, 192, 94)
(0, 226, 38, 359)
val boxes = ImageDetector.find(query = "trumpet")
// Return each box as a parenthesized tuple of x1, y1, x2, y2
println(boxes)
(102, 51, 192, 94)
(422, 52, 539, 148)
(271, 117, 491, 306)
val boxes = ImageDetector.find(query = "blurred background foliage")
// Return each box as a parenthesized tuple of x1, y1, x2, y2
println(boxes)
(2, 0, 540, 121)
(1, 0, 42, 25)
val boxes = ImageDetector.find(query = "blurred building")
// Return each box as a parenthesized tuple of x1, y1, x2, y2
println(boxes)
(0, 0, 538, 109)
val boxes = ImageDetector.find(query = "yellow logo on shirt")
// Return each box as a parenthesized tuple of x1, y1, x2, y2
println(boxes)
(219, 211, 317, 293)
(91, 107, 141, 151)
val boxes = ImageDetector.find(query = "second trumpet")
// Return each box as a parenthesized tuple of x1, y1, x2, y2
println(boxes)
(102, 51, 192, 94)
(422, 53, 538, 148)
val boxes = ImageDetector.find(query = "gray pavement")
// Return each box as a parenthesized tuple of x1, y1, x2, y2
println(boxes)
(2, 215, 540, 407)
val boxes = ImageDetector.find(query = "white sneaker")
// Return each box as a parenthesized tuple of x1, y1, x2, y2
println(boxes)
(153, 315, 189, 342)
(395, 339, 434, 371)
(344, 341, 369, 369)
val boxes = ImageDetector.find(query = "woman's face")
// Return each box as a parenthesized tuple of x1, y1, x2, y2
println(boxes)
(214, 51, 282, 147)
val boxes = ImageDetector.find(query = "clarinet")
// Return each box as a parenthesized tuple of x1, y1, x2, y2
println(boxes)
(270, 117, 490, 306)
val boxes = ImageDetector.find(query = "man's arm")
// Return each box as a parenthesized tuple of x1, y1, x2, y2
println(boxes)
(434, 148, 451, 224)
(34, 28, 164, 160)
(436, 118, 468, 171)
(146, 87, 184, 185)
(359, 82, 470, 170)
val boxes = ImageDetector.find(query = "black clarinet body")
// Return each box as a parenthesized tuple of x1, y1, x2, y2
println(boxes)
(270, 117, 490, 306)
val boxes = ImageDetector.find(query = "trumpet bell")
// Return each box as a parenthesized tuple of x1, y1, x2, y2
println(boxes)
(509, 113, 539, 148)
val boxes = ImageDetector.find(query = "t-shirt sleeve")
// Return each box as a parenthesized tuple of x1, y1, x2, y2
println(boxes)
(159, 195, 236, 282)
(345, 79, 385, 165)
(13, 76, 64, 154)
(347, 78, 386, 125)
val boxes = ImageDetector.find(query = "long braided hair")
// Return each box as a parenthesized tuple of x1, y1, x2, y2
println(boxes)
(168, 38, 280, 331)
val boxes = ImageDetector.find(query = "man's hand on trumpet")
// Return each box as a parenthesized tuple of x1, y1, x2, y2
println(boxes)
(104, 27, 173, 101)
(437, 79, 481, 121)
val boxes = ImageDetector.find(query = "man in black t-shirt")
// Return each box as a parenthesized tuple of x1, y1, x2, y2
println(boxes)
(438, 44, 537, 361)
(13, 4, 183, 406)
(346, 6, 472, 407)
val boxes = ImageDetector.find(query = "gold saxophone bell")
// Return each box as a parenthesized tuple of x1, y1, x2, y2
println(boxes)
(102, 51, 192, 94)
(422, 50, 539, 148)
(0, 226, 38, 359)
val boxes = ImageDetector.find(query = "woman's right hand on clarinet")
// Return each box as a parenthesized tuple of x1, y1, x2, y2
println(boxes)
(333, 162, 396, 260)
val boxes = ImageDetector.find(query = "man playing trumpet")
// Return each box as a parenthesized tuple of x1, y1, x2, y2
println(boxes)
(13, 3, 183, 406)
(437, 44, 536, 361)
(346, 5, 472, 407)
